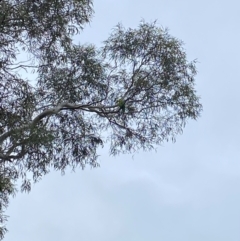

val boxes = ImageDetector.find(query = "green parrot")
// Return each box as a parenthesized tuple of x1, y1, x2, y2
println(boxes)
(116, 98, 125, 113)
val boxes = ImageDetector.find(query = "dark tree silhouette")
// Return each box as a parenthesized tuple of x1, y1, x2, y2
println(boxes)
(0, 0, 202, 238)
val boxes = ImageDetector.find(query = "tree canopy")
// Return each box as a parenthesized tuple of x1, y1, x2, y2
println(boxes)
(0, 0, 202, 238)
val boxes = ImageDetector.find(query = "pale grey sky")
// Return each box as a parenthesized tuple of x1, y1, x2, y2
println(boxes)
(5, 0, 240, 240)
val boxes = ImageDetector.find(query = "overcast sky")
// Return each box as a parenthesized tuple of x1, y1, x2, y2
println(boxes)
(4, 0, 240, 240)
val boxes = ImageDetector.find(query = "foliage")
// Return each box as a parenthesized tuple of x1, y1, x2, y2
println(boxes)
(0, 0, 202, 238)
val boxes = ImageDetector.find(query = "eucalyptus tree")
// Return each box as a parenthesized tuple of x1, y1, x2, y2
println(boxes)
(0, 0, 202, 238)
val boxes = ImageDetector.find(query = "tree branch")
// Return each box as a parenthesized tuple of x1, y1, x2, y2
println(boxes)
(0, 101, 119, 144)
